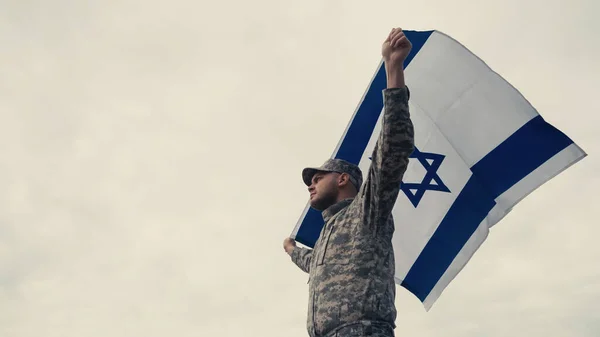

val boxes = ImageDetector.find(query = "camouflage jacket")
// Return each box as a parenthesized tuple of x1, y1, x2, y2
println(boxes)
(291, 87, 415, 337)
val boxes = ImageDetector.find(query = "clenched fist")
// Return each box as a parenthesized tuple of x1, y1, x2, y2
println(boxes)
(382, 27, 412, 66)
(382, 27, 411, 88)
(283, 237, 296, 255)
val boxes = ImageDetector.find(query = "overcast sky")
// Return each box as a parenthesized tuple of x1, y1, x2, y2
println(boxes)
(1, 0, 598, 336)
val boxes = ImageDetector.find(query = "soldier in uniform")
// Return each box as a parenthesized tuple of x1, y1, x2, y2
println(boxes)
(283, 28, 415, 337)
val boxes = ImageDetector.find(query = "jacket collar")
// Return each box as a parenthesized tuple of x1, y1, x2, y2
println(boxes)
(321, 198, 354, 223)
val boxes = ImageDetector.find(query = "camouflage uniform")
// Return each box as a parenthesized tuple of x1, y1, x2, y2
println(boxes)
(291, 87, 414, 337)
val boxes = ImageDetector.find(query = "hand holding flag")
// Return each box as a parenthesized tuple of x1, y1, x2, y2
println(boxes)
(382, 28, 412, 65)
(382, 28, 411, 88)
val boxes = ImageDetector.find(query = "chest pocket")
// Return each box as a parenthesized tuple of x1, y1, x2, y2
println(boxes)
(317, 212, 352, 266)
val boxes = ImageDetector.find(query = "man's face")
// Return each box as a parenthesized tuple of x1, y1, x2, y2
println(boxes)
(308, 171, 339, 211)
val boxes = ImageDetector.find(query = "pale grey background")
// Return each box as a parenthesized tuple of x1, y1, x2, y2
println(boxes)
(1, 0, 598, 336)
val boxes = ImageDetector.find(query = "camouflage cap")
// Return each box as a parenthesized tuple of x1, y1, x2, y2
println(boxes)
(302, 158, 363, 189)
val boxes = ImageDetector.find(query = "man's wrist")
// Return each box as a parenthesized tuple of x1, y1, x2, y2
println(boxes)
(384, 61, 406, 88)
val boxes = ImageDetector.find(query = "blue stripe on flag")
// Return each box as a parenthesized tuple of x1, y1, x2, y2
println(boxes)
(471, 116, 574, 199)
(401, 115, 574, 301)
(294, 30, 434, 248)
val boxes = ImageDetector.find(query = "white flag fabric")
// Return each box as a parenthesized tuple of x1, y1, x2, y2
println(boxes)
(291, 30, 586, 310)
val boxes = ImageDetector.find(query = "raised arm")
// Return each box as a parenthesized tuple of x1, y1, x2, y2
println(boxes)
(359, 28, 415, 229)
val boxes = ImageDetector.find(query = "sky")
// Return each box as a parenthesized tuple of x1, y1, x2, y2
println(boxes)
(0, 0, 598, 336)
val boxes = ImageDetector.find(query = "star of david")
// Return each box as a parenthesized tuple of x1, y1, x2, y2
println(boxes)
(400, 147, 451, 207)
(369, 146, 450, 207)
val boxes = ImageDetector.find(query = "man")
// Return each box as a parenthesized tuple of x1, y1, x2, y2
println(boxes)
(283, 28, 415, 337)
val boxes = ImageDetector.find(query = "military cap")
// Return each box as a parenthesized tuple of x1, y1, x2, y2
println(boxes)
(302, 158, 363, 190)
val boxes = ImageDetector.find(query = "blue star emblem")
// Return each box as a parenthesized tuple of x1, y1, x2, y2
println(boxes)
(401, 147, 451, 207)
(369, 147, 450, 207)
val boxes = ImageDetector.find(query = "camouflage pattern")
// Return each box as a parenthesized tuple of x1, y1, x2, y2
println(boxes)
(325, 321, 394, 337)
(291, 87, 414, 337)
(302, 158, 364, 191)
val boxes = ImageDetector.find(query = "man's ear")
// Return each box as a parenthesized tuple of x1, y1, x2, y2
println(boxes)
(338, 173, 350, 187)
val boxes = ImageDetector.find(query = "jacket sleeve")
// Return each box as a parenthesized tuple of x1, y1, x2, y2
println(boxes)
(290, 246, 313, 273)
(359, 86, 415, 231)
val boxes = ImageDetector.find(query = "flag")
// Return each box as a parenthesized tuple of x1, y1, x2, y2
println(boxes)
(291, 30, 586, 310)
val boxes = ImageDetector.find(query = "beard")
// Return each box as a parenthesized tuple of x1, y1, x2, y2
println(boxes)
(310, 190, 338, 211)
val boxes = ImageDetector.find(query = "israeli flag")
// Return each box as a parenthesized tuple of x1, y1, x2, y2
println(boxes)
(291, 30, 586, 310)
